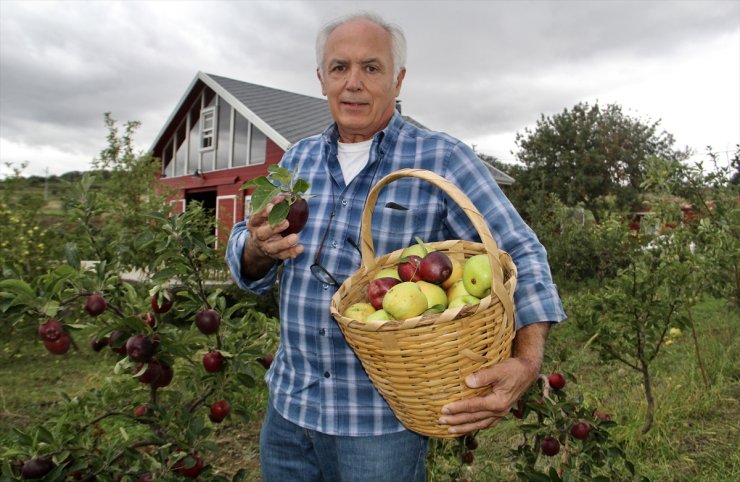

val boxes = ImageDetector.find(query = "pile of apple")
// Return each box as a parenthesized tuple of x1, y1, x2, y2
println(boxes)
(342, 240, 494, 322)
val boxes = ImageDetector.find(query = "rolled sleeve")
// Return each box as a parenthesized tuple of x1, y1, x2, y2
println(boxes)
(224, 220, 279, 295)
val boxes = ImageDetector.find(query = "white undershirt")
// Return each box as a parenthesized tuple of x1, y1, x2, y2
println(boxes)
(337, 139, 372, 185)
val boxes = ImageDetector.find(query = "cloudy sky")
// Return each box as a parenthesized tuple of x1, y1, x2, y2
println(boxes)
(1, 0, 738, 178)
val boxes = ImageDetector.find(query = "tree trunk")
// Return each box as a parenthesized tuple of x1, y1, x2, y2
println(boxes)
(640, 360, 654, 434)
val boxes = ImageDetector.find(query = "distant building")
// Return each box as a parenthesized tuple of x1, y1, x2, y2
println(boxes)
(150, 72, 514, 245)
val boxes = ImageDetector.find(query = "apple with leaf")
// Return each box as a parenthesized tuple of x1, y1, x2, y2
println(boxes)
(241, 165, 312, 236)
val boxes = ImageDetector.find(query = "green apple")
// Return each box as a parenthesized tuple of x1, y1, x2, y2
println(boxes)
(449, 294, 481, 308)
(382, 282, 429, 320)
(462, 254, 493, 298)
(342, 302, 376, 321)
(373, 267, 401, 281)
(415, 280, 448, 310)
(366, 309, 393, 321)
(400, 241, 432, 259)
(446, 279, 470, 305)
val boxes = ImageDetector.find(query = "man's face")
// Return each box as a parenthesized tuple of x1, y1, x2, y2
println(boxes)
(318, 19, 405, 143)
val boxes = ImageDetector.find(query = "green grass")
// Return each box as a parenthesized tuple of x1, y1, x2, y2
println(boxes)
(2, 298, 738, 481)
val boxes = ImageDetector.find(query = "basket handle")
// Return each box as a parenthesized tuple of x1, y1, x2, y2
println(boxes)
(359, 168, 513, 317)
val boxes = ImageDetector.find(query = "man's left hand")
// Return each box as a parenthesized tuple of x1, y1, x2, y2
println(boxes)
(438, 322, 550, 434)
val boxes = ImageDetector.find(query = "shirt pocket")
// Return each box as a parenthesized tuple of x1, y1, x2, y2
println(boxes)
(370, 199, 444, 257)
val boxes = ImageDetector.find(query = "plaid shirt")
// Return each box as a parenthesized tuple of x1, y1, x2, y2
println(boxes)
(225, 111, 566, 436)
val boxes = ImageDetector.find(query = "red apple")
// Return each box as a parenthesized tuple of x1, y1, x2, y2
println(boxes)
(397, 255, 422, 282)
(44, 333, 71, 355)
(84, 293, 107, 316)
(367, 277, 401, 310)
(203, 350, 224, 373)
(594, 411, 612, 422)
(38, 319, 64, 342)
(126, 335, 154, 362)
(135, 360, 163, 384)
(134, 405, 147, 417)
(172, 452, 204, 478)
(195, 309, 221, 335)
(150, 292, 173, 314)
(419, 251, 453, 285)
(108, 330, 128, 354)
(152, 363, 173, 388)
(90, 335, 109, 352)
(21, 457, 55, 479)
(141, 312, 156, 328)
(511, 398, 527, 418)
(257, 353, 274, 370)
(282, 198, 309, 236)
(541, 436, 560, 456)
(570, 421, 592, 440)
(548, 372, 566, 390)
(209, 399, 230, 423)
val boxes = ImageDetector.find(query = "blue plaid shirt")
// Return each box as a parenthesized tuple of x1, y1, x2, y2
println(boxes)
(225, 111, 566, 436)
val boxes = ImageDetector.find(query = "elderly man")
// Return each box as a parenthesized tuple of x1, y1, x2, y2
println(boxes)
(226, 12, 565, 482)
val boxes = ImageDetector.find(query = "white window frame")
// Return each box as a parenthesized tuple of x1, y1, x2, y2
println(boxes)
(200, 106, 216, 151)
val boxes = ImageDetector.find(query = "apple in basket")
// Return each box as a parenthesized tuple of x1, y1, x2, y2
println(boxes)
(382, 282, 428, 320)
(342, 302, 376, 321)
(367, 277, 401, 310)
(462, 254, 493, 298)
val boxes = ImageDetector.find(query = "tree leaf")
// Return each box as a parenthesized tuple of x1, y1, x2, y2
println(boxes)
(267, 201, 289, 226)
(293, 178, 310, 194)
(0, 279, 35, 300)
(250, 186, 281, 215)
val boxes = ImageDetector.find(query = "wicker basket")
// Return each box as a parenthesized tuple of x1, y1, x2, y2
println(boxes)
(329, 168, 517, 438)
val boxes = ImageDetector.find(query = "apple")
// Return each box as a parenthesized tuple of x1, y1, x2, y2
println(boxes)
(84, 293, 107, 317)
(510, 398, 527, 418)
(172, 452, 204, 478)
(418, 251, 453, 285)
(134, 405, 147, 417)
(448, 294, 480, 308)
(108, 330, 128, 354)
(153, 363, 174, 388)
(461, 450, 474, 465)
(209, 399, 230, 423)
(44, 333, 71, 355)
(400, 241, 431, 259)
(382, 282, 428, 320)
(373, 267, 401, 281)
(257, 353, 274, 369)
(141, 312, 156, 328)
(90, 335, 109, 352)
(446, 280, 470, 305)
(135, 360, 163, 384)
(20, 457, 55, 480)
(195, 309, 221, 335)
(548, 372, 566, 390)
(367, 277, 400, 310)
(38, 319, 64, 341)
(594, 411, 612, 422)
(150, 292, 173, 314)
(441, 258, 463, 290)
(282, 198, 309, 236)
(366, 309, 393, 321)
(465, 435, 479, 451)
(541, 436, 560, 456)
(203, 350, 224, 373)
(342, 302, 376, 321)
(397, 255, 422, 282)
(570, 421, 592, 440)
(415, 280, 448, 310)
(462, 254, 493, 298)
(126, 335, 154, 362)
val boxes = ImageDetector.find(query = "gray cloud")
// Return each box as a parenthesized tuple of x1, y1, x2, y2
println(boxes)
(1, 0, 738, 176)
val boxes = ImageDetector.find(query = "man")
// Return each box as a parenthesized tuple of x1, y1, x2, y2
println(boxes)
(226, 12, 566, 482)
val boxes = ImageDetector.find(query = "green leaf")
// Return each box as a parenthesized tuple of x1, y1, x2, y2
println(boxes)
(293, 178, 310, 194)
(240, 176, 273, 191)
(267, 201, 290, 226)
(41, 301, 60, 318)
(152, 267, 180, 282)
(250, 186, 282, 215)
(231, 469, 248, 482)
(0, 279, 35, 300)
(64, 243, 80, 270)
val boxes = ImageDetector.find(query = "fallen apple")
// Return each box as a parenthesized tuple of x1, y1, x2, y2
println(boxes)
(20, 457, 55, 480)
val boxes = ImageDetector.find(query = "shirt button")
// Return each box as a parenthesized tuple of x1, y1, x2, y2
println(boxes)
(341, 198, 348, 207)
(323, 284, 329, 290)
(319, 328, 326, 336)
(331, 240, 337, 248)
(324, 371, 331, 378)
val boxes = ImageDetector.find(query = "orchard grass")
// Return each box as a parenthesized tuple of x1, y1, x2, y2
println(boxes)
(1, 297, 737, 481)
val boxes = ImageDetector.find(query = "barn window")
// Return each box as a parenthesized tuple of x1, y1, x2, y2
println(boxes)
(200, 107, 216, 150)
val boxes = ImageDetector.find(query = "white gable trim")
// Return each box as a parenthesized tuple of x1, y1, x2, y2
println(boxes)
(198, 72, 291, 151)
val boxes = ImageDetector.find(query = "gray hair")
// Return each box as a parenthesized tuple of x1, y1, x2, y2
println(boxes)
(316, 12, 407, 78)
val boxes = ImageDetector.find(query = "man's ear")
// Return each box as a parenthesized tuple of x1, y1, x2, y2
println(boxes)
(317, 68, 327, 96)
(394, 68, 406, 96)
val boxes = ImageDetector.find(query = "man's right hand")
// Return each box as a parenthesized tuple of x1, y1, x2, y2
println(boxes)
(241, 197, 304, 279)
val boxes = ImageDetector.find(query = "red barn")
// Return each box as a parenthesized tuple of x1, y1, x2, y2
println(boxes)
(150, 72, 514, 246)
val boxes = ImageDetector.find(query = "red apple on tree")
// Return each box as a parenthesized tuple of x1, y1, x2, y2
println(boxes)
(195, 309, 221, 335)
(548, 372, 566, 390)
(108, 330, 129, 354)
(152, 362, 174, 388)
(44, 333, 71, 355)
(571, 421, 592, 440)
(135, 360, 163, 385)
(209, 399, 230, 423)
(541, 436, 560, 456)
(203, 350, 224, 373)
(84, 293, 107, 316)
(126, 335, 154, 362)
(172, 452, 204, 478)
(38, 319, 64, 342)
(150, 292, 173, 314)
(90, 335, 109, 352)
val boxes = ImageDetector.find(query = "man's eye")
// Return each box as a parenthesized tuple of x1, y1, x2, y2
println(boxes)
(332, 65, 346, 72)
(366, 66, 378, 73)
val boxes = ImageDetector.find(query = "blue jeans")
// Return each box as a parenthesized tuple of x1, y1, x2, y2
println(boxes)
(259, 401, 428, 482)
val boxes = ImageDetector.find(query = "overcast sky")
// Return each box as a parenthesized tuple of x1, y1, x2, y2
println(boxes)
(1, 0, 738, 178)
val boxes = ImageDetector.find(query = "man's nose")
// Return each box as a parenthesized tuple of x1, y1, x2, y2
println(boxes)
(346, 67, 363, 91)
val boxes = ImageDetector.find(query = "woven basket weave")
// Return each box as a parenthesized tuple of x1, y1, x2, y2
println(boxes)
(329, 168, 517, 438)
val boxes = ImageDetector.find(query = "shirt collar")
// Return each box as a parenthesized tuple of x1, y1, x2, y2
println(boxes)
(321, 110, 404, 157)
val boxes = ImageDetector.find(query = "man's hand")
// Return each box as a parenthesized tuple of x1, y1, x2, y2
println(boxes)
(439, 322, 550, 434)
(241, 196, 304, 280)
